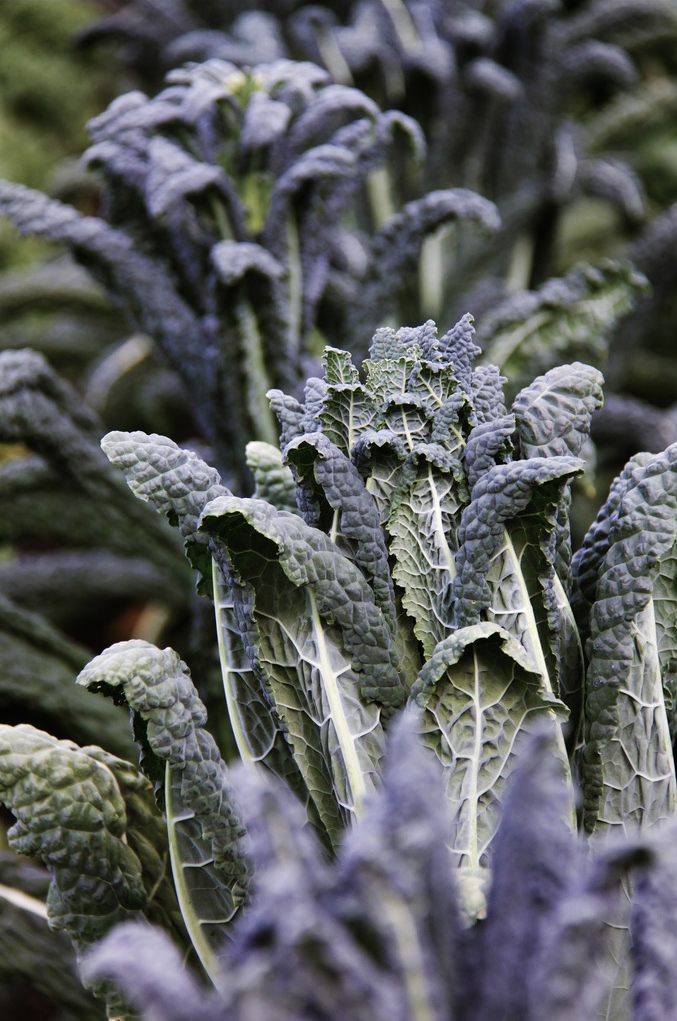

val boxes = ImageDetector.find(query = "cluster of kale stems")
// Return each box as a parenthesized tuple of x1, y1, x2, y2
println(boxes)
(2, 1, 677, 1019)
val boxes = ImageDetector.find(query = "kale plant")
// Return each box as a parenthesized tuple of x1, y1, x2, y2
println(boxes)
(3, 316, 677, 1018)
(0, 56, 500, 489)
(1, 8, 677, 1012)
(75, 0, 677, 425)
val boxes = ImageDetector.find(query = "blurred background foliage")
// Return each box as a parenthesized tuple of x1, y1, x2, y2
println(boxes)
(2, 0, 677, 746)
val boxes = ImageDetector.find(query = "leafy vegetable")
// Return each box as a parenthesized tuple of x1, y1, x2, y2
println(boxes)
(99, 314, 602, 915)
(81, 718, 660, 1021)
(5, 309, 677, 1019)
(77, 640, 249, 983)
(0, 722, 184, 1014)
(572, 443, 677, 836)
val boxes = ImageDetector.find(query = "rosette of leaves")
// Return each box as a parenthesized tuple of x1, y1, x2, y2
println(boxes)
(4, 316, 677, 1018)
(77, 1, 677, 281)
(96, 314, 677, 1009)
(0, 56, 499, 488)
(96, 315, 606, 893)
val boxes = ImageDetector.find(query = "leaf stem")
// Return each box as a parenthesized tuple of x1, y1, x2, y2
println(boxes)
(308, 590, 368, 818)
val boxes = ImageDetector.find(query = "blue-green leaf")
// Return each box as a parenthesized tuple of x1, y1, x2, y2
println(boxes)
(77, 641, 248, 981)
(451, 456, 584, 698)
(284, 432, 397, 631)
(101, 430, 229, 593)
(410, 623, 569, 919)
(512, 362, 604, 461)
(581, 443, 677, 836)
(0, 724, 181, 1014)
(201, 497, 402, 846)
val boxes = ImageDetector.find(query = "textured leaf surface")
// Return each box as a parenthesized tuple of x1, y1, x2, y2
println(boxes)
(0, 725, 150, 959)
(77, 641, 248, 977)
(246, 440, 299, 514)
(581, 444, 677, 836)
(284, 432, 397, 631)
(210, 561, 316, 827)
(463, 415, 515, 494)
(512, 362, 604, 460)
(570, 452, 653, 641)
(201, 496, 401, 844)
(386, 448, 467, 659)
(410, 623, 569, 911)
(477, 261, 647, 399)
(318, 352, 379, 456)
(101, 430, 229, 592)
(452, 457, 584, 695)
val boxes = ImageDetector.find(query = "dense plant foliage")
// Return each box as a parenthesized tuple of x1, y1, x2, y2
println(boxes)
(79, 719, 677, 1021)
(3, 1, 677, 1018)
(3, 316, 677, 1018)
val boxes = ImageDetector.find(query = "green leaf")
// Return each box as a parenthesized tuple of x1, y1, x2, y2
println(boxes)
(322, 346, 361, 386)
(77, 641, 249, 981)
(385, 446, 468, 659)
(211, 560, 319, 840)
(511, 362, 605, 460)
(267, 388, 307, 449)
(246, 440, 299, 514)
(463, 415, 515, 493)
(201, 496, 402, 846)
(353, 189, 499, 339)
(452, 457, 584, 697)
(315, 347, 381, 458)
(0, 724, 152, 999)
(410, 623, 569, 918)
(352, 429, 409, 522)
(570, 452, 653, 640)
(284, 432, 397, 631)
(363, 350, 417, 410)
(477, 261, 648, 400)
(581, 443, 677, 836)
(101, 430, 229, 593)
